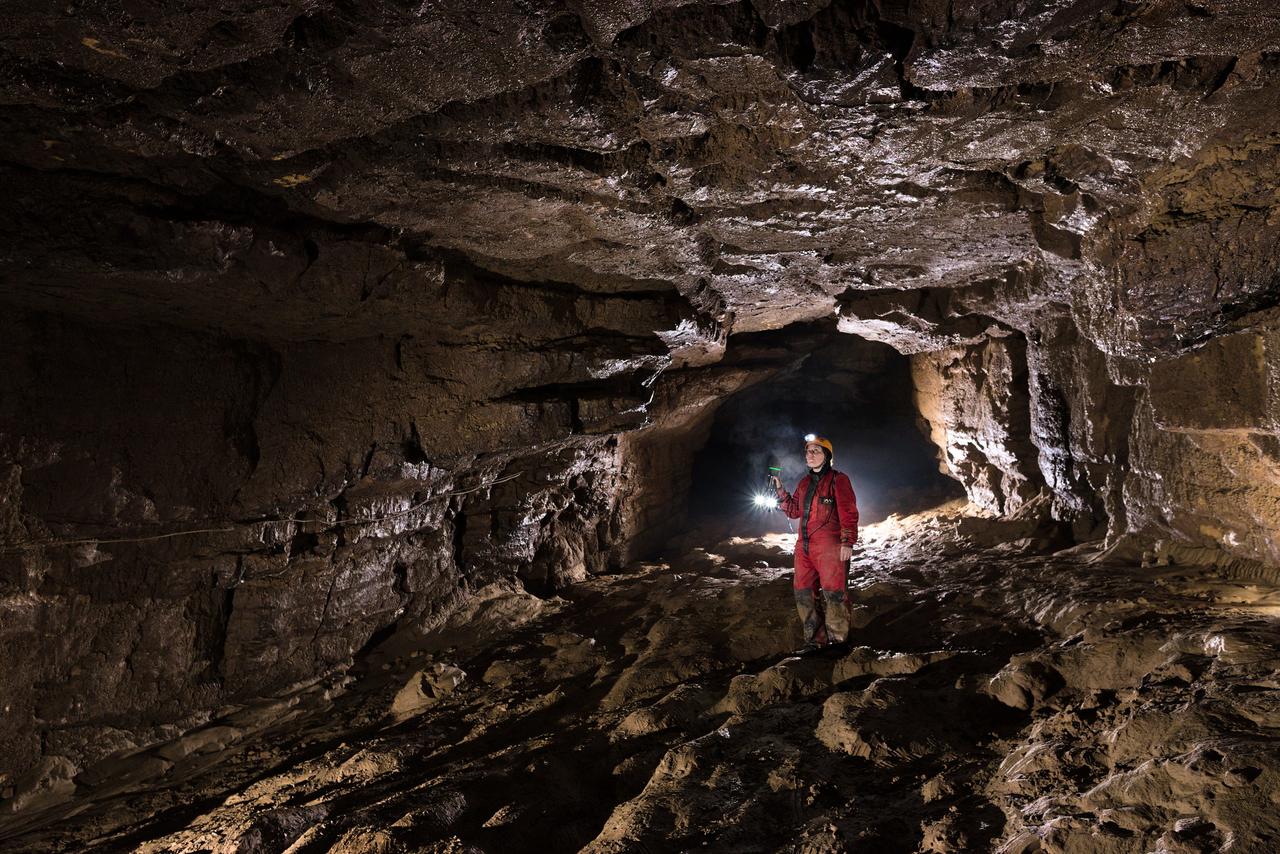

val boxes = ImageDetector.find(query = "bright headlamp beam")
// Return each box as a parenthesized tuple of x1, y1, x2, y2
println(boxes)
(804, 433, 816, 442)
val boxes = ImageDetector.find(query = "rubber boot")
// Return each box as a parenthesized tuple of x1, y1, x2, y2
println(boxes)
(794, 589, 828, 649)
(822, 589, 851, 646)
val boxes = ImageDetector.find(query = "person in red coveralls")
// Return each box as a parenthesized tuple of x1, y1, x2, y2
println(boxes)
(770, 434, 859, 652)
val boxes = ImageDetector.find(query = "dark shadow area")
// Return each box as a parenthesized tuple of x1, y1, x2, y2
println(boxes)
(688, 328, 964, 538)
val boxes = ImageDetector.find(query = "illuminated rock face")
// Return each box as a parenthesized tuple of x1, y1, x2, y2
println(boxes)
(910, 335, 1043, 516)
(2, 0, 1280, 799)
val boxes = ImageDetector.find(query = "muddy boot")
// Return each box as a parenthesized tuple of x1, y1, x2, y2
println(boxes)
(813, 589, 829, 645)
(822, 589, 851, 647)
(794, 589, 824, 651)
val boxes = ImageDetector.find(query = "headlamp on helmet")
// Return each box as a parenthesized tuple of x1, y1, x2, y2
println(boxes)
(804, 434, 834, 459)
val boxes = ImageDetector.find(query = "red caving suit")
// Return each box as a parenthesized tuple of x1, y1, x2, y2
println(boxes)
(778, 467, 859, 643)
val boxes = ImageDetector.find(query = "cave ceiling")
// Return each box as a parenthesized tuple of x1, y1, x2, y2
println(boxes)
(4, 0, 1280, 361)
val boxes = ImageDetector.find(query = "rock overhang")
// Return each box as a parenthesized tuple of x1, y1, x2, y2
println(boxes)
(3, 2, 1278, 349)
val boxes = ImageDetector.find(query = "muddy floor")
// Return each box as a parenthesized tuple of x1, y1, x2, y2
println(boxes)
(5, 505, 1280, 853)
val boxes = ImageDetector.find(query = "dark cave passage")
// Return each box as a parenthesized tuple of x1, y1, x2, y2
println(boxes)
(685, 328, 964, 539)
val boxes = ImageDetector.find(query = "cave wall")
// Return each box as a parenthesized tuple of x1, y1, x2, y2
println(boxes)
(910, 334, 1043, 516)
(873, 289, 1280, 568)
(1127, 316, 1280, 567)
(842, 99, 1280, 564)
(0, 274, 684, 790)
(1021, 313, 1138, 541)
(0, 260, 776, 792)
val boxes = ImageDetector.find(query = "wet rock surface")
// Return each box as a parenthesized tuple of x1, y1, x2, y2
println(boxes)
(5, 509, 1279, 852)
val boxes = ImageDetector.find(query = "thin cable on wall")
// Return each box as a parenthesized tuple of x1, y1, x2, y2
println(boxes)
(0, 471, 524, 553)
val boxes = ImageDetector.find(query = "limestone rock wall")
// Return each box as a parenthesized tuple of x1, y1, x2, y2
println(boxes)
(0, 286, 807, 792)
(1127, 315, 1280, 567)
(910, 334, 1044, 516)
(875, 292, 1280, 567)
(855, 271, 1280, 564)
(1019, 314, 1138, 540)
(0, 290, 669, 790)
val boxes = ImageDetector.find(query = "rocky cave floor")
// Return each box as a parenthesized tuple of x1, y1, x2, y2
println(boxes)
(6, 505, 1280, 854)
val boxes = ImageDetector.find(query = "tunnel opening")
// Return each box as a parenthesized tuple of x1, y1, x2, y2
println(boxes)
(683, 324, 965, 541)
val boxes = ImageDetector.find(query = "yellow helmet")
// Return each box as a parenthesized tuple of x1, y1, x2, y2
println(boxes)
(803, 434, 834, 458)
